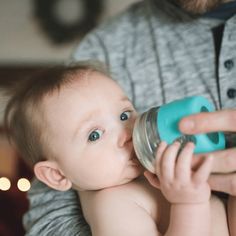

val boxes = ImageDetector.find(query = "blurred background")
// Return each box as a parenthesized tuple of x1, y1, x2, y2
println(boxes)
(0, 0, 138, 235)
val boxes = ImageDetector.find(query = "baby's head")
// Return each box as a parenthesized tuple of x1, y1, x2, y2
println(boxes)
(5, 61, 142, 191)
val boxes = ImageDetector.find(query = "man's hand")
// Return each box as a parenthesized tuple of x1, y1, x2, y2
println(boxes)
(178, 109, 236, 196)
(179, 109, 236, 133)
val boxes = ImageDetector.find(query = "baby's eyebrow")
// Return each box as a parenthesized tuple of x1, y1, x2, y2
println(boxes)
(71, 112, 95, 141)
(120, 96, 131, 103)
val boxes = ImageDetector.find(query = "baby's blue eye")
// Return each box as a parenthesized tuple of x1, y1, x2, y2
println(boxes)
(88, 130, 103, 142)
(120, 111, 131, 121)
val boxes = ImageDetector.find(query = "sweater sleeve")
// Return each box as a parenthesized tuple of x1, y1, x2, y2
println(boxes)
(23, 179, 91, 236)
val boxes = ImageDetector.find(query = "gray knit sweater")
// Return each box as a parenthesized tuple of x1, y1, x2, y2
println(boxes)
(24, 0, 236, 235)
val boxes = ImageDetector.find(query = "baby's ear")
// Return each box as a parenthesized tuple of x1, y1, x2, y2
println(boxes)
(34, 161, 72, 191)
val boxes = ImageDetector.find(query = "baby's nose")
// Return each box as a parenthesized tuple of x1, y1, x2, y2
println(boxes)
(118, 128, 132, 148)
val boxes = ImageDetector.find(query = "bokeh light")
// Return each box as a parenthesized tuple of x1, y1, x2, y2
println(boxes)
(0, 177, 11, 191)
(17, 178, 31, 192)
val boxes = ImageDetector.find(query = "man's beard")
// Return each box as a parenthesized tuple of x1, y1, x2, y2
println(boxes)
(173, 0, 227, 14)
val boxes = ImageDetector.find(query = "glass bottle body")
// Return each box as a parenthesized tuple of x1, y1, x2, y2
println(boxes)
(133, 96, 226, 173)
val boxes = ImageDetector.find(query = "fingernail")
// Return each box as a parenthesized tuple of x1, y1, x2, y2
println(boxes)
(173, 141, 180, 146)
(182, 120, 195, 130)
(187, 142, 195, 148)
(160, 141, 167, 146)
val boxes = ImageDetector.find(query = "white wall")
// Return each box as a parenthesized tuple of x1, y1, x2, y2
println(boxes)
(0, 0, 140, 123)
(0, 0, 139, 65)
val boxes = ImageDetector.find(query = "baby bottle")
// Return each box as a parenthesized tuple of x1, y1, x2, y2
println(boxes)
(132, 96, 225, 173)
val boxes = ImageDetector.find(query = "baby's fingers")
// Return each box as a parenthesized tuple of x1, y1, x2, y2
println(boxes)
(193, 155, 213, 184)
(144, 171, 160, 189)
(175, 142, 195, 181)
(155, 141, 168, 175)
(160, 142, 181, 181)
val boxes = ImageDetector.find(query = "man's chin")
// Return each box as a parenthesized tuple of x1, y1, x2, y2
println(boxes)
(172, 0, 223, 15)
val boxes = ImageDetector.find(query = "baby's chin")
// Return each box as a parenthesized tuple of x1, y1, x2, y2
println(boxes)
(125, 165, 144, 183)
(131, 155, 145, 174)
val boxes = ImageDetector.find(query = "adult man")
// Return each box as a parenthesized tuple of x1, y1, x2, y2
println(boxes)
(24, 0, 236, 235)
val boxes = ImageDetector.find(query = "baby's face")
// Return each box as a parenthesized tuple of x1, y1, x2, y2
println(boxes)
(43, 72, 143, 190)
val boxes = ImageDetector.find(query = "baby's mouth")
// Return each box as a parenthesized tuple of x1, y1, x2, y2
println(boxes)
(130, 149, 141, 165)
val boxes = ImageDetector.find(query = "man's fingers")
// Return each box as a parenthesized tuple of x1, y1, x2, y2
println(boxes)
(208, 173, 236, 196)
(179, 109, 236, 134)
(194, 148, 236, 173)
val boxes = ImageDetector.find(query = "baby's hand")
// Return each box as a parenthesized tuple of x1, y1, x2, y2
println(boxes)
(145, 141, 213, 204)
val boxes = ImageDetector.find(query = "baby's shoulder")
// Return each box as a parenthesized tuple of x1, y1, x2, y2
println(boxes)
(79, 177, 168, 227)
(88, 177, 161, 204)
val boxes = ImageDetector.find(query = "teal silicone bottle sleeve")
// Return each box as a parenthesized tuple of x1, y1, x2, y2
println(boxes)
(157, 96, 225, 153)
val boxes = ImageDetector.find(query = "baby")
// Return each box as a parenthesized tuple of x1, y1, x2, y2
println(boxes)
(5, 61, 229, 236)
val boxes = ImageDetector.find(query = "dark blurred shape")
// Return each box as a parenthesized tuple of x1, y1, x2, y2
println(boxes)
(33, 0, 104, 44)
(0, 66, 45, 90)
(0, 178, 30, 236)
(0, 66, 37, 236)
(0, 149, 33, 236)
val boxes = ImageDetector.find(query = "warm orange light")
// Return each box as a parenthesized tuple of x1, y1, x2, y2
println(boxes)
(17, 178, 31, 192)
(0, 177, 11, 191)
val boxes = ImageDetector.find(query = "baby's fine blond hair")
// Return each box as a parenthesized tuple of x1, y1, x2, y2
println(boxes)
(4, 60, 109, 167)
